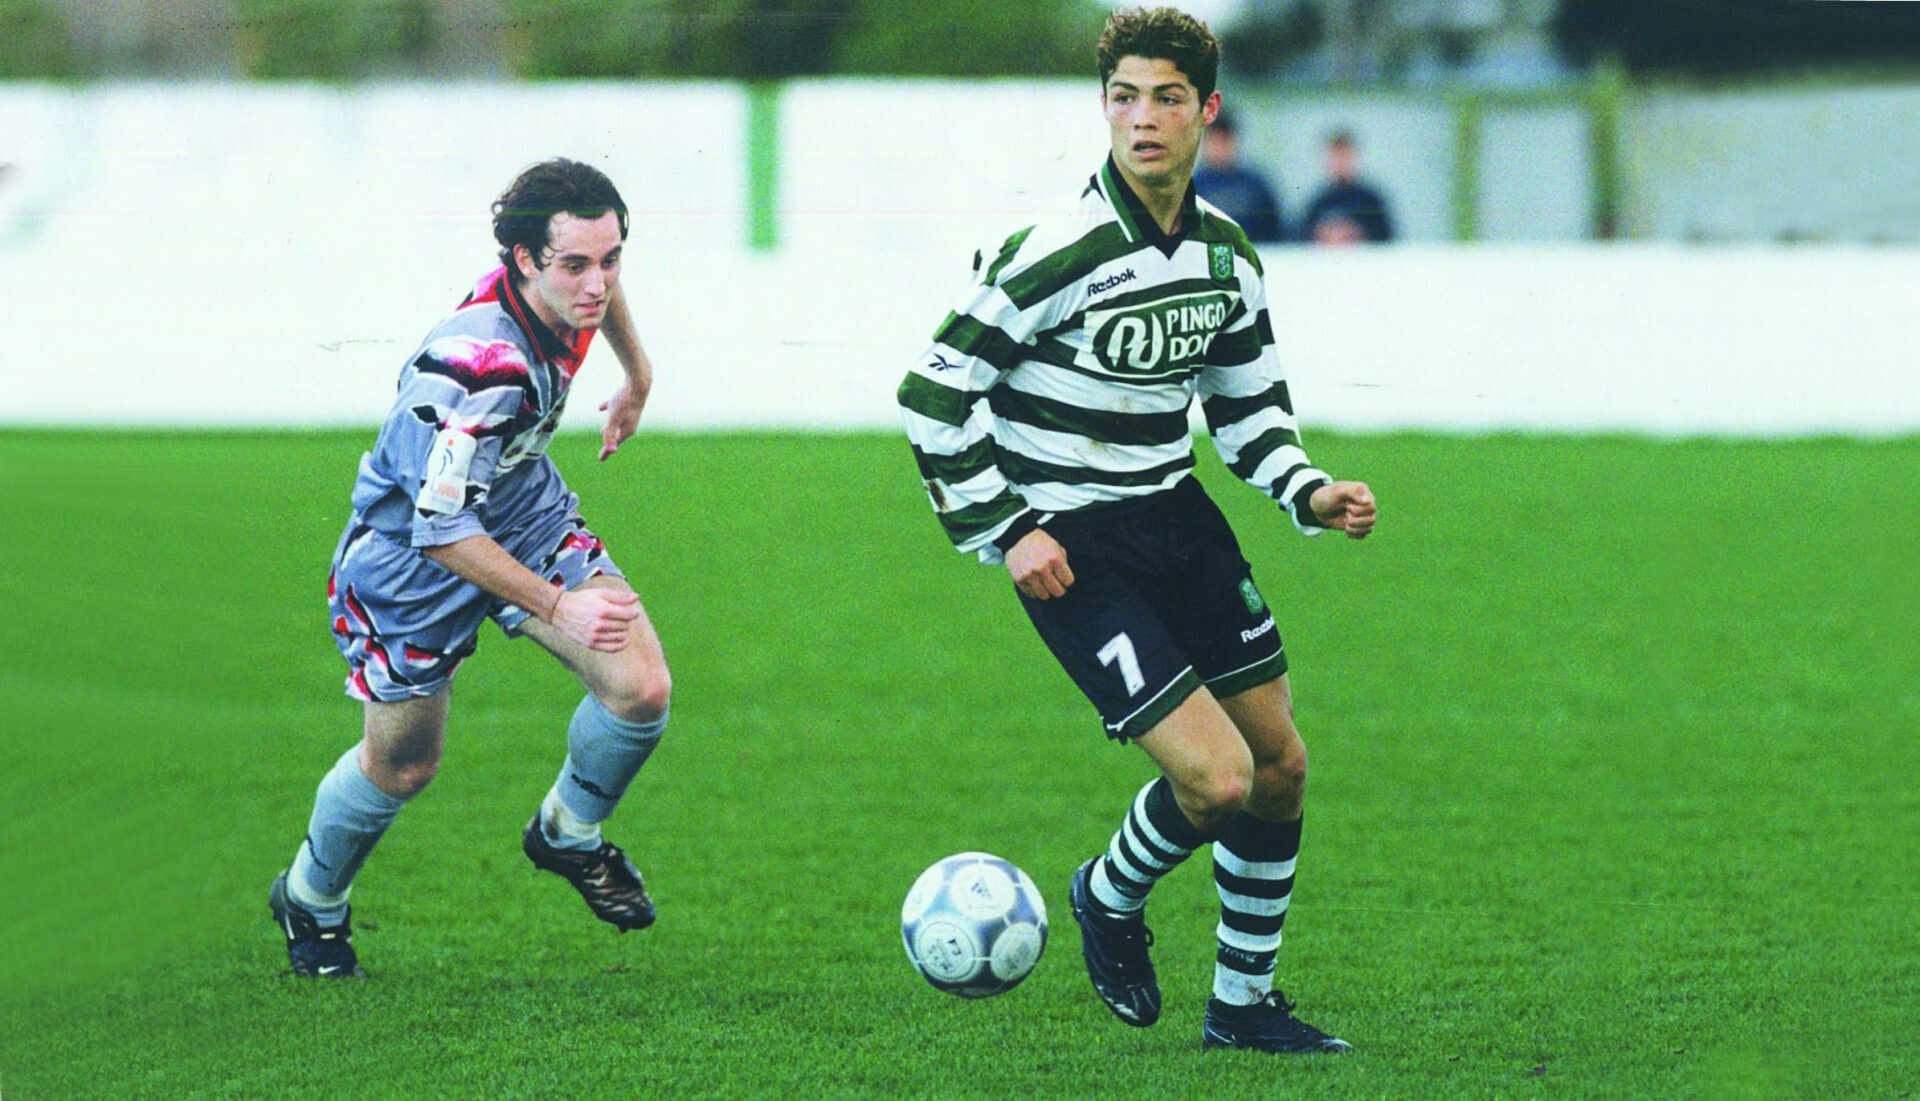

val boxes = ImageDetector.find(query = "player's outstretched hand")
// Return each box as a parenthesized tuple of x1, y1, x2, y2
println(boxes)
(1310, 481, 1377, 540)
(1007, 528, 1075, 600)
(553, 587, 641, 652)
(598, 380, 650, 461)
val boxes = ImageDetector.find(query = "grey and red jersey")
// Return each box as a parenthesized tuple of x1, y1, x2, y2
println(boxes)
(349, 265, 597, 548)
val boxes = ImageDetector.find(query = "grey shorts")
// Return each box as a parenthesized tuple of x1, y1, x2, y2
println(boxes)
(326, 498, 623, 702)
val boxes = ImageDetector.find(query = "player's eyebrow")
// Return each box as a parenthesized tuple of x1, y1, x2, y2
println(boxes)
(1107, 80, 1191, 96)
(556, 246, 621, 264)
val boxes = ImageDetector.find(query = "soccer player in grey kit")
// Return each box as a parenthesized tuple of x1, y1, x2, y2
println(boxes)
(270, 159, 672, 977)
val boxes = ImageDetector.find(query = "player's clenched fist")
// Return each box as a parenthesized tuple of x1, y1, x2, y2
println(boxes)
(1007, 528, 1075, 600)
(553, 587, 642, 651)
(1310, 481, 1378, 540)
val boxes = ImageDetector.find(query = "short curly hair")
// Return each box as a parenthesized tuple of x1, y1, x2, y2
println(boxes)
(1097, 6, 1220, 101)
(491, 158, 629, 278)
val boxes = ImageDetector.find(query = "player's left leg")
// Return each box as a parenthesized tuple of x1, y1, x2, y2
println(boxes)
(1203, 675, 1349, 1053)
(1147, 484, 1347, 1051)
(515, 575, 672, 930)
(1213, 675, 1307, 1001)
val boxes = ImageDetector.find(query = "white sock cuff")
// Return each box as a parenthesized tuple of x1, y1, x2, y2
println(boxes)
(542, 784, 605, 841)
(289, 844, 351, 910)
(1089, 858, 1143, 913)
(1212, 967, 1271, 1006)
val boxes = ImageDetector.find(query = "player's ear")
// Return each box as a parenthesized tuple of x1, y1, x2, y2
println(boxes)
(513, 243, 539, 280)
(1201, 92, 1221, 126)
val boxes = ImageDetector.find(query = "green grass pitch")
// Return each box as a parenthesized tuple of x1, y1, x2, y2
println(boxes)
(1, 429, 1915, 1097)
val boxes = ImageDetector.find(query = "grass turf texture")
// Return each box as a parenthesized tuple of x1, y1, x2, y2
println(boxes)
(0, 429, 1915, 1098)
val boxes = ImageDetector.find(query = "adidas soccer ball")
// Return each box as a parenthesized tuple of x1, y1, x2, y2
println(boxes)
(901, 851, 1048, 998)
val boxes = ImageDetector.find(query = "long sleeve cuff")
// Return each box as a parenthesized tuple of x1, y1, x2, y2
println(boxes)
(991, 509, 1041, 553)
(1287, 477, 1331, 530)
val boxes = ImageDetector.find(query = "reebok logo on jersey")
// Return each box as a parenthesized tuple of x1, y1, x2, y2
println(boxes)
(1086, 269, 1137, 296)
(1240, 616, 1276, 643)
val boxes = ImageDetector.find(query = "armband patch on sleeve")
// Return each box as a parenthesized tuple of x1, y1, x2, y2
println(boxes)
(415, 428, 478, 515)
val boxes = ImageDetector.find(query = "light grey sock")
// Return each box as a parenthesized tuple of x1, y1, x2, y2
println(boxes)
(543, 695, 666, 849)
(288, 746, 408, 925)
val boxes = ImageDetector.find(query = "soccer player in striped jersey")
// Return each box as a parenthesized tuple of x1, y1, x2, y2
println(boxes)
(898, 7, 1377, 1053)
(269, 159, 674, 978)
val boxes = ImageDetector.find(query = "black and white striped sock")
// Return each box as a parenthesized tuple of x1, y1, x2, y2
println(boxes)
(1088, 777, 1211, 914)
(1212, 812, 1302, 1005)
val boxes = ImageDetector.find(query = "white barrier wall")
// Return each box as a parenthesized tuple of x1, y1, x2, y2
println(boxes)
(3, 83, 1916, 435)
(1626, 83, 1920, 243)
(579, 241, 1920, 436)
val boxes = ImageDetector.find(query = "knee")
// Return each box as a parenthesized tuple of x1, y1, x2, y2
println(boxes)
(597, 666, 672, 725)
(1249, 737, 1307, 817)
(362, 746, 440, 799)
(1181, 764, 1253, 829)
(1255, 742, 1307, 800)
(386, 760, 440, 798)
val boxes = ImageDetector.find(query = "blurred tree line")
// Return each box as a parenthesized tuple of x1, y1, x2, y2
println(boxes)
(4, 0, 1919, 82)
(0, 0, 1105, 80)
(1222, 0, 1920, 84)
(1553, 0, 1920, 76)
(0, 0, 78, 78)
(232, 0, 437, 78)
(509, 0, 1100, 79)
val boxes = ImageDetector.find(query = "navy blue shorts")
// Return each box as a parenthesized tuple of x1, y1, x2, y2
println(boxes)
(1017, 478, 1286, 742)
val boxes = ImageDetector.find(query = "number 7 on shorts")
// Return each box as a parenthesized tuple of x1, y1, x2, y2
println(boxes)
(1097, 632, 1145, 696)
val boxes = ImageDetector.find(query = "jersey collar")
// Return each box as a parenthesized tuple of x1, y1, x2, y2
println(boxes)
(495, 270, 579, 367)
(1093, 156, 1200, 257)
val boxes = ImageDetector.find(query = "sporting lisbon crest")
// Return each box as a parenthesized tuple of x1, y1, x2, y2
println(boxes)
(1209, 242, 1234, 284)
(1239, 578, 1265, 614)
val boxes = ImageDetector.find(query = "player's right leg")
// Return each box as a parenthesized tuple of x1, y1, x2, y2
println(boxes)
(273, 520, 480, 977)
(1065, 691, 1250, 1027)
(1018, 517, 1249, 1027)
(274, 690, 450, 977)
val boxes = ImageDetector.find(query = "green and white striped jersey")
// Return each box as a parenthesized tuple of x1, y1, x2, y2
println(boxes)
(899, 157, 1331, 560)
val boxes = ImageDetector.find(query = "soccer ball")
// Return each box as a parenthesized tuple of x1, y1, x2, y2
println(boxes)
(901, 851, 1048, 998)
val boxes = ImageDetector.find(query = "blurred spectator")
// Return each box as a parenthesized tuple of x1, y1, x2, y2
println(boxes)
(1193, 110, 1285, 244)
(1303, 130, 1395, 245)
